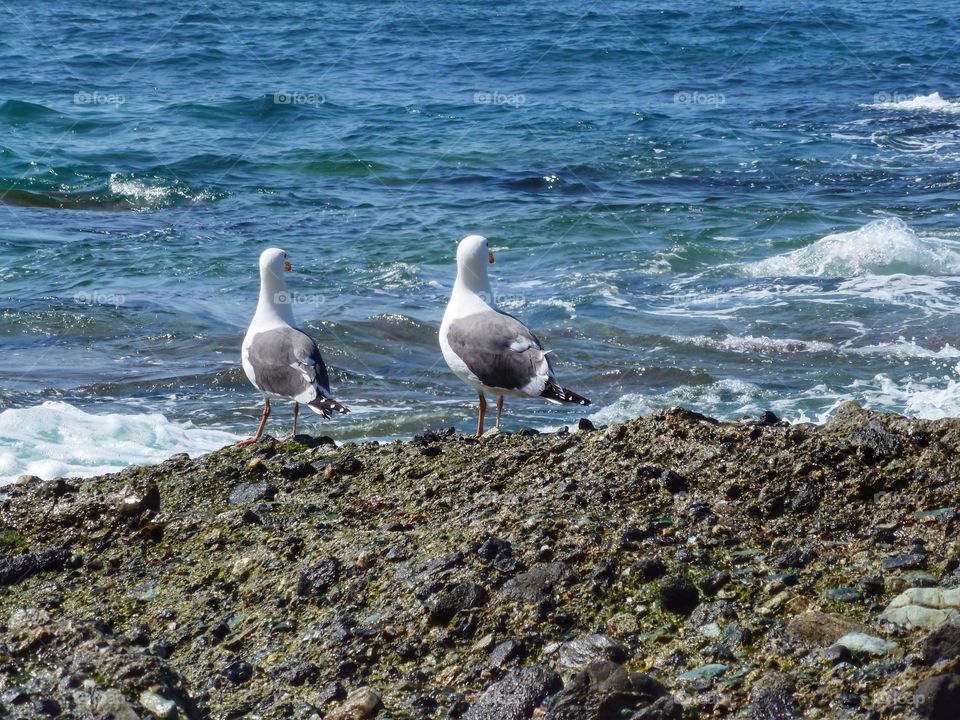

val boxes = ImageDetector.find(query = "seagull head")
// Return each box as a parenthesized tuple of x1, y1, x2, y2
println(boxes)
(455, 234, 496, 289)
(260, 247, 293, 278)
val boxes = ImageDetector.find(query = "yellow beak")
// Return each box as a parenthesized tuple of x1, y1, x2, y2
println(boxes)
(284, 261, 293, 272)
(488, 250, 495, 264)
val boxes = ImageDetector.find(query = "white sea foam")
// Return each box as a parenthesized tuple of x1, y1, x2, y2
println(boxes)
(108, 173, 173, 203)
(670, 334, 835, 355)
(868, 92, 960, 114)
(0, 401, 237, 485)
(742, 218, 960, 278)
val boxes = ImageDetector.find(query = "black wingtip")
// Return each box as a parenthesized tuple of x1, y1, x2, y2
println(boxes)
(541, 382, 591, 406)
(309, 397, 350, 418)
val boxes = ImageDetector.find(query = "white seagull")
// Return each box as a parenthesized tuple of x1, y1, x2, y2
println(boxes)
(439, 235, 590, 436)
(238, 248, 348, 445)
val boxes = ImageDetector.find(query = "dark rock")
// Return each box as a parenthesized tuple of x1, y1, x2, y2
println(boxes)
(559, 633, 629, 669)
(812, 644, 852, 665)
(501, 562, 577, 603)
(413, 428, 455, 445)
(515, 427, 540, 437)
(577, 418, 596, 431)
(223, 658, 254, 685)
(922, 621, 960, 665)
(429, 582, 489, 624)
(659, 575, 700, 615)
(759, 410, 783, 426)
(851, 419, 902, 462)
(35, 697, 62, 716)
(385, 546, 408, 562)
(0, 547, 70, 586)
(228, 482, 277, 505)
(420, 445, 442, 457)
(464, 664, 562, 720)
(297, 557, 341, 598)
(633, 557, 667, 582)
(280, 461, 315, 480)
(858, 575, 885, 597)
(478, 536, 513, 562)
(281, 662, 319, 686)
(688, 600, 735, 628)
(774, 547, 816, 569)
(914, 674, 960, 720)
(700, 571, 731, 595)
(747, 672, 798, 719)
(590, 558, 617, 586)
(330, 455, 363, 475)
(544, 660, 681, 720)
(883, 552, 927, 570)
(490, 639, 524, 669)
(659, 469, 688, 494)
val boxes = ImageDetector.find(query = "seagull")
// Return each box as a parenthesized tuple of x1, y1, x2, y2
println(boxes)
(237, 248, 348, 446)
(439, 235, 590, 436)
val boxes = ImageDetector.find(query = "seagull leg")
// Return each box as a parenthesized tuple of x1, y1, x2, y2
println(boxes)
(291, 401, 299, 438)
(235, 398, 271, 447)
(476, 391, 487, 437)
(496, 395, 504, 429)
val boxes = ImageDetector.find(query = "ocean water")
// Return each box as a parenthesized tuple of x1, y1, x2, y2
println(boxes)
(2, 1, 960, 482)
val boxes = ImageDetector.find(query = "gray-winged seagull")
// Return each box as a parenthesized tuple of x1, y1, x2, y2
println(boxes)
(237, 247, 348, 445)
(439, 235, 590, 436)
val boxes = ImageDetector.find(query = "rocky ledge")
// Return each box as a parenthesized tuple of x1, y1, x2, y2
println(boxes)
(1, 403, 959, 719)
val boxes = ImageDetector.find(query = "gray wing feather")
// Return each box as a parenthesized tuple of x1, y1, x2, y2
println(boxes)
(446, 311, 552, 391)
(247, 326, 332, 399)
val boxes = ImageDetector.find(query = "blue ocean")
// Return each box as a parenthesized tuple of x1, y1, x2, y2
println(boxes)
(2, 1, 960, 482)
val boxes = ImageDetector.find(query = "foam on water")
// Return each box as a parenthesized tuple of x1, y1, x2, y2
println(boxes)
(868, 92, 960, 114)
(0, 401, 237, 485)
(670, 334, 835, 354)
(742, 218, 960, 278)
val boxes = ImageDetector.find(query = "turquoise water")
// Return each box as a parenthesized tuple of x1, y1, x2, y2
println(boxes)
(2, 1, 960, 480)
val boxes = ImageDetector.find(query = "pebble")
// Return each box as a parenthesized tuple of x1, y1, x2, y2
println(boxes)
(659, 575, 700, 615)
(825, 587, 862, 603)
(326, 686, 382, 720)
(559, 633, 629, 669)
(429, 582, 489, 624)
(834, 632, 899, 657)
(501, 562, 576, 603)
(228, 481, 276, 505)
(139, 690, 178, 718)
(678, 663, 728, 683)
(880, 587, 960, 630)
(463, 664, 561, 720)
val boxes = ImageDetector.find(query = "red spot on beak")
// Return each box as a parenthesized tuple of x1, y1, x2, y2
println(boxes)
(488, 250, 495, 264)
(284, 261, 293, 272)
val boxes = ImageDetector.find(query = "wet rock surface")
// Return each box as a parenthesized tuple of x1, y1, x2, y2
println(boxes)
(0, 402, 958, 718)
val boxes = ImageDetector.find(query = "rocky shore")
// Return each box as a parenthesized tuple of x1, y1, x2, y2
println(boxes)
(1, 403, 959, 719)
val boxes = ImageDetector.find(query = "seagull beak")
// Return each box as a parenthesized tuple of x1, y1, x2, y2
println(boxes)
(284, 261, 293, 272)
(488, 250, 495, 265)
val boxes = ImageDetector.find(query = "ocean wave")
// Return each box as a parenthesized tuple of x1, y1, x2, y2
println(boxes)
(0, 401, 237, 485)
(742, 217, 960, 278)
(868, 91, 960, 114)
(670, 334, 835, 354)
(0, 173, 221, 211)
(591, 378, 771, 425)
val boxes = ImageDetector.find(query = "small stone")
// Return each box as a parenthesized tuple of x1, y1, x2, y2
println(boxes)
(922, 621, 960, 665)
(228, 482, 276, 505)
(280, 461, 315, 480)
(902, 571, 938, 587)
(914, 673, 960, 720)
(633, 557, 667, 582)
(489, 639, 523, 669)
(0, 548, 71, 587)
(880, 587, 960, 630)
(297, 556, 341, 597)
(700, 571, 731, 595)
(659, 575, 700, 615)
(139, 690, 178, 718)
(501, 562, 577, 603)
(429, 582, 488, 624)
(834, 632, 899, 657)
(746, 671, 797, 720)
(812, 644, 852, 665)
(606, 612, 640, 638)
(326, 686, 382, 720)
(884, 552, 927, 570)
(463, 665, 561, 720)
(559, 633, 629, 669)
(825, 587, 862, 603)
(786, 611, 871, 649)
(223, 658, 254, 684)
(678, 663, 728, 683)
(577, 418, 595, 431)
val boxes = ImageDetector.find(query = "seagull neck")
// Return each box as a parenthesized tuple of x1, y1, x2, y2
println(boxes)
(453, 269, 495, 311)
(257, 273, 296, 325)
